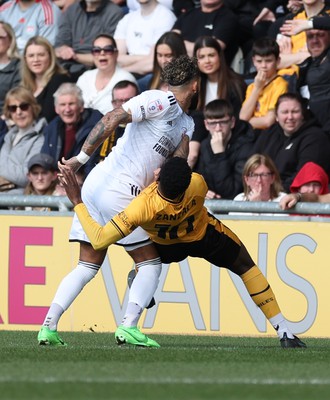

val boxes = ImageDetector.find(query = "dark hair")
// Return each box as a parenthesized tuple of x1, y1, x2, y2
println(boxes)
(159, 157, 192, 199)
(161, 55, 199, 87)
(252, 37, 280, 58)
(204, 99, 234, 119)
(193, 35, 246, 111)
(112, 80, 139, 94)
(275, 92, 310, 120)
(93, 33, 117, 49)
(150, 31, 187, 90)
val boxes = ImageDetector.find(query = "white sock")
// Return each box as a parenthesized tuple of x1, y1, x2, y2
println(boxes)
(121, 302, 143, 327)
(128, 258, 161, 308)
(269, 313, 294, 339)
(42, 261, 100, 330)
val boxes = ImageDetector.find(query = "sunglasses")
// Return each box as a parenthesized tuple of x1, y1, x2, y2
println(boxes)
(7, 103, 30, 113)
(91, 45, 117, 56)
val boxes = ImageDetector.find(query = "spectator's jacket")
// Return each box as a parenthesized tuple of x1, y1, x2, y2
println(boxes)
(0, 118, 47, 189)
(41, 108, 103, 175)
(298, 47, 330, 134)
(253, 118, 330, 192)
(0, 58, 21, 114)
(195, 119, 256, 199)
(290, 161, 329, 195)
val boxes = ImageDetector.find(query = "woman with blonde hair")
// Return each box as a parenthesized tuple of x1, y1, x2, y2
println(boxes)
(21, 36, 71, 122)
(0, 86, 47, 193)
(0, 21, 21, 114)
(234, 153, 286, 203)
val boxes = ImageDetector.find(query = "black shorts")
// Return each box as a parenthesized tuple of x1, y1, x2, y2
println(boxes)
(154, 220, 241, 269)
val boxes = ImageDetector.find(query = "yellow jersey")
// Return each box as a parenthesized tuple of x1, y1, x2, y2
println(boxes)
(74, 173, 220, 251)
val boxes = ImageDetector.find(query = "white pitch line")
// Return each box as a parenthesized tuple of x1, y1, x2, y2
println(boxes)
(0, 377, 329, 385)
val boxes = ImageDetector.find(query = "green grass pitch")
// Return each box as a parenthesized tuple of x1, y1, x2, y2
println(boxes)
(0, 331, 330, 400)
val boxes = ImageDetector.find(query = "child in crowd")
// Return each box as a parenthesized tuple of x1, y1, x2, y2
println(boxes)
(239, 37, 288, 131)
(290, 162, 329, 195)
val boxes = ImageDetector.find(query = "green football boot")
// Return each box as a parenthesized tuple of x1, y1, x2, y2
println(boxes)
(38, 326, 67, 346)
(115, 326, 160, 348)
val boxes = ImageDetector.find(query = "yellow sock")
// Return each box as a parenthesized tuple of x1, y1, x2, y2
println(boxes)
(241, 265, 280, 319)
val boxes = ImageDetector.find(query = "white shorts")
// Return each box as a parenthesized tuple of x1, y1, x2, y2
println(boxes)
(69, 163, 151, 248)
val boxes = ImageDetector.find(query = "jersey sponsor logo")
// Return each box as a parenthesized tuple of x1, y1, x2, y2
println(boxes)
(153, 135, 176, 157)
(205, 24, 213, 30)
(147, 99, 163, 114)
(134, 31, 143, 38)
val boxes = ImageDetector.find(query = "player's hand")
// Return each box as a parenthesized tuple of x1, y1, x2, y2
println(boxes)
(57, 163, 83, 206)
(60, 156, 82, 173)
(279, 193, 299, 210)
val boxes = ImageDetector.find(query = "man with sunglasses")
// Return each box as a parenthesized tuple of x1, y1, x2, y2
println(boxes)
(195, 98, 256, 200)
(38, 55, 199, 347)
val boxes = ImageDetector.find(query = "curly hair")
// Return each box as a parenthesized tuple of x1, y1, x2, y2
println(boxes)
(159, 157, 192, 200)
(161, 55, 199, 87)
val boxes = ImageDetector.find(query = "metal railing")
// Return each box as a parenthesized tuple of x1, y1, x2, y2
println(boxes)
(1, 194, 330, 217)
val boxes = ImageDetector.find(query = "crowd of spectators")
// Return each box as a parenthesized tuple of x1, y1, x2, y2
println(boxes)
(0, 0, 330, 209)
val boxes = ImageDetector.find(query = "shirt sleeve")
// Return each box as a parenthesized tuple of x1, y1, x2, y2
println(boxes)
(74, 203, 131, 250)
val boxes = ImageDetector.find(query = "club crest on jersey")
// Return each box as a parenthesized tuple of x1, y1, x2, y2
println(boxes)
(148, 99, 163, 114)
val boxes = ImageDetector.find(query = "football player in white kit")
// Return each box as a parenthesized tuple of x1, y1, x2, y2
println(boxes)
(38, 55, 200, 347)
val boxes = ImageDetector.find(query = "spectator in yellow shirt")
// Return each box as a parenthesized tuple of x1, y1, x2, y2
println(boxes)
(239, 37, 288, 131)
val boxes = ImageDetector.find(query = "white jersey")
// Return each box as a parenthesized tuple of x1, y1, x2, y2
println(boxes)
(70, 89, 194, 246)
(100, 89, 194, 189)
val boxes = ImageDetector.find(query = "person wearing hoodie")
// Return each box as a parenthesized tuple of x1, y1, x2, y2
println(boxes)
(194, 98, 256, 200)
(253, 93, 330, 192)
(290, 161, 329, 196)
(0, 86, 46, 194)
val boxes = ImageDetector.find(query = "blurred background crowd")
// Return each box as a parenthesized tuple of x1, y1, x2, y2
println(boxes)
(0, 0, 330, 210)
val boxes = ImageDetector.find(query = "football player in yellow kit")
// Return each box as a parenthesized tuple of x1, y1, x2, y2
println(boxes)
(59, 157, 306, 348)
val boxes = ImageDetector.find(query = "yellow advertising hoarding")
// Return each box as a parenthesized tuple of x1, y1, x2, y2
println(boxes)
(0, 214, 329, 338)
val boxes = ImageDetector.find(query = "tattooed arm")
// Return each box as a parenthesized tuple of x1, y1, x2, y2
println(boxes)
(61, 107, 132, 171)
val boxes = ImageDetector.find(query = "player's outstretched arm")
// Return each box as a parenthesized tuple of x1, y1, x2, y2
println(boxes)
(61, 107, 132, 171)
(58, 163, 129, 250)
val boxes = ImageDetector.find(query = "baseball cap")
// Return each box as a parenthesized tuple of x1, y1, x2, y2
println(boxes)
(28, 153, 56, 172)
